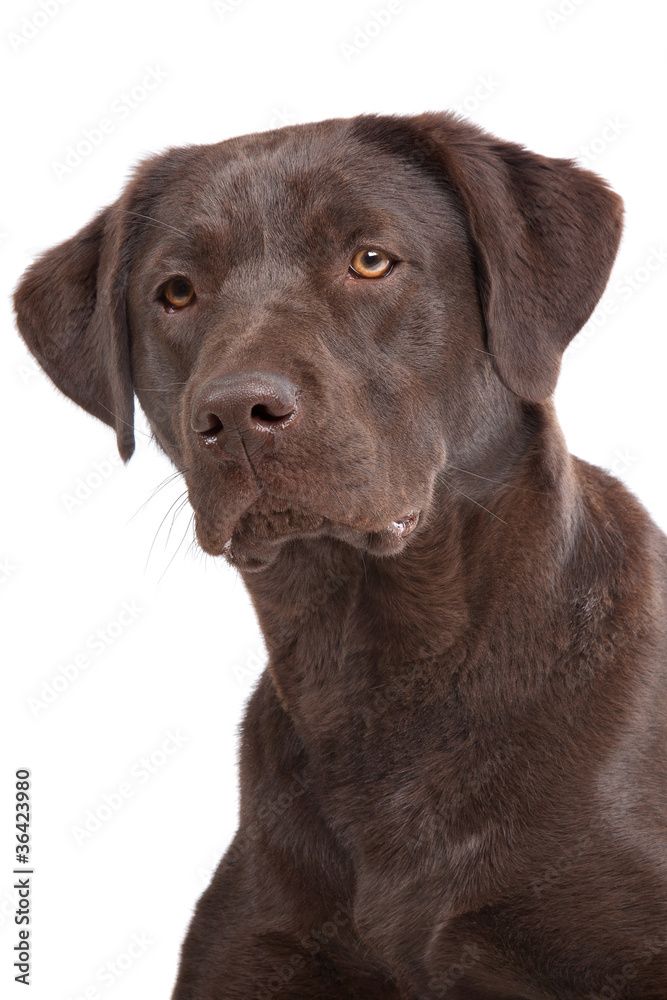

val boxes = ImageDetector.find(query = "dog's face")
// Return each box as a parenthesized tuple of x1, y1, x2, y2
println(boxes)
(14, 114, 623, 569)
(127, 127, 486, 566)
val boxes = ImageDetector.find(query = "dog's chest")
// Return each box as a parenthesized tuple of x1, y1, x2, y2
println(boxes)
(277, 649, 514, 883)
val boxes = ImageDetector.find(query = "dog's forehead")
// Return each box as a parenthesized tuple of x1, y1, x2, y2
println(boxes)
(138, 122, 457, 254)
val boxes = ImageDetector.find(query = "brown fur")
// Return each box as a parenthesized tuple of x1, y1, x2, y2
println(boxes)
(14, 113, 667, 999)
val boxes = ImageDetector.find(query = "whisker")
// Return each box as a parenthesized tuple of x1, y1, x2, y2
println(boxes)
(441, 475, 507, 525)
(122, 210, 188, 237)
(127, 470, 187, 523)
(166, 494, 192, 548)
(185, 525, 202, 562)
(145, 489, 189, 572)
(134, 382, 189, 391)
(446, 465, 547, 496)
(158, 512, 196, 585)
(329, 484, 350, 520)
(98, 402, 151, 439)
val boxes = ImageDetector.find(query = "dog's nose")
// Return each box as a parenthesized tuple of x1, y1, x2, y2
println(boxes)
(191, 371, 299, 458)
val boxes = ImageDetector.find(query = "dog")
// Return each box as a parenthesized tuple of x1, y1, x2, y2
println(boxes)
(14, 112, 667, 999)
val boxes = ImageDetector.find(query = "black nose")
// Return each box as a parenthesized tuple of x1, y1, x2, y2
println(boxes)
(191, 371, 299, 459)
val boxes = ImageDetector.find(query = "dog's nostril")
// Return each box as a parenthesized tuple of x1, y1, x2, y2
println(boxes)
(251, 402, 293, 424)
(198, 414, 223, 437)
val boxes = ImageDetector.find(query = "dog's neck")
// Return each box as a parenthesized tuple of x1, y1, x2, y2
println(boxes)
(239, 402, 582, 715)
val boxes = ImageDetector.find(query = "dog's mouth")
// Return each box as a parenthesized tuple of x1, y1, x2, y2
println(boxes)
(192, 490, 421, 570)
(386, 509, 421, 538)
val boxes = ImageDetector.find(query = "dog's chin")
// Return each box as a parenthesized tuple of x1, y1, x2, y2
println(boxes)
(193, 497, 422, 571)
(224, 505, 328, 572)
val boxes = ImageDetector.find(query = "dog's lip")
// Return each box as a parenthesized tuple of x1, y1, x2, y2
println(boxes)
(280, 504, 422, 544)
(201, 496, 422, 562)
(386, 509, 420, 538)
(225, 490, 421, 540)
(317, 506, 423, 554)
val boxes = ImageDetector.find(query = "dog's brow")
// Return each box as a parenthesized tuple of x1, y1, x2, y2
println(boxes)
(137, 221, 230, 274)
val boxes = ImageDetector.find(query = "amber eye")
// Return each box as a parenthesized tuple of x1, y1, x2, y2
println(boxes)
(161, 277, 196, 310)
(349, 249, 394, 279)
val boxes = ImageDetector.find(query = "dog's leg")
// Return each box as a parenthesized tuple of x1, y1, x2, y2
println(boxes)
(171, 674, 405, 1000)
(170, 853, 403, 999)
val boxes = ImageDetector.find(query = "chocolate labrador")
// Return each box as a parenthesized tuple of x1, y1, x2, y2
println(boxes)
(14, 113, 667, 999)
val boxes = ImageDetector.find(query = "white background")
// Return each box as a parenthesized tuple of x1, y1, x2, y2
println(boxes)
(2, 1, 666, 997)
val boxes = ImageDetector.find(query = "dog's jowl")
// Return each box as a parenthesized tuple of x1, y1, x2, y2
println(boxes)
(14, 113, 667, 999)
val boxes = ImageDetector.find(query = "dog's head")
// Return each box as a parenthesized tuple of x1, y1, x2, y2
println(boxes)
(14, 113, 622, 568)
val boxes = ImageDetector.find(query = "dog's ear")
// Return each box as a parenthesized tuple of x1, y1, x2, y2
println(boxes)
(361, 113, 624, 402)
(13, 202, 135, 461)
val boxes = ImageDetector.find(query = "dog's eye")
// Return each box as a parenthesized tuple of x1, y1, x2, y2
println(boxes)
(349, 249, 394, 279)
(161, 277, 196, 310)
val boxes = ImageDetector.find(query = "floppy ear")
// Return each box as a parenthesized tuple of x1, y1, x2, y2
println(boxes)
(13, 203, 135, 460)
(360, 112, 624, 402)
